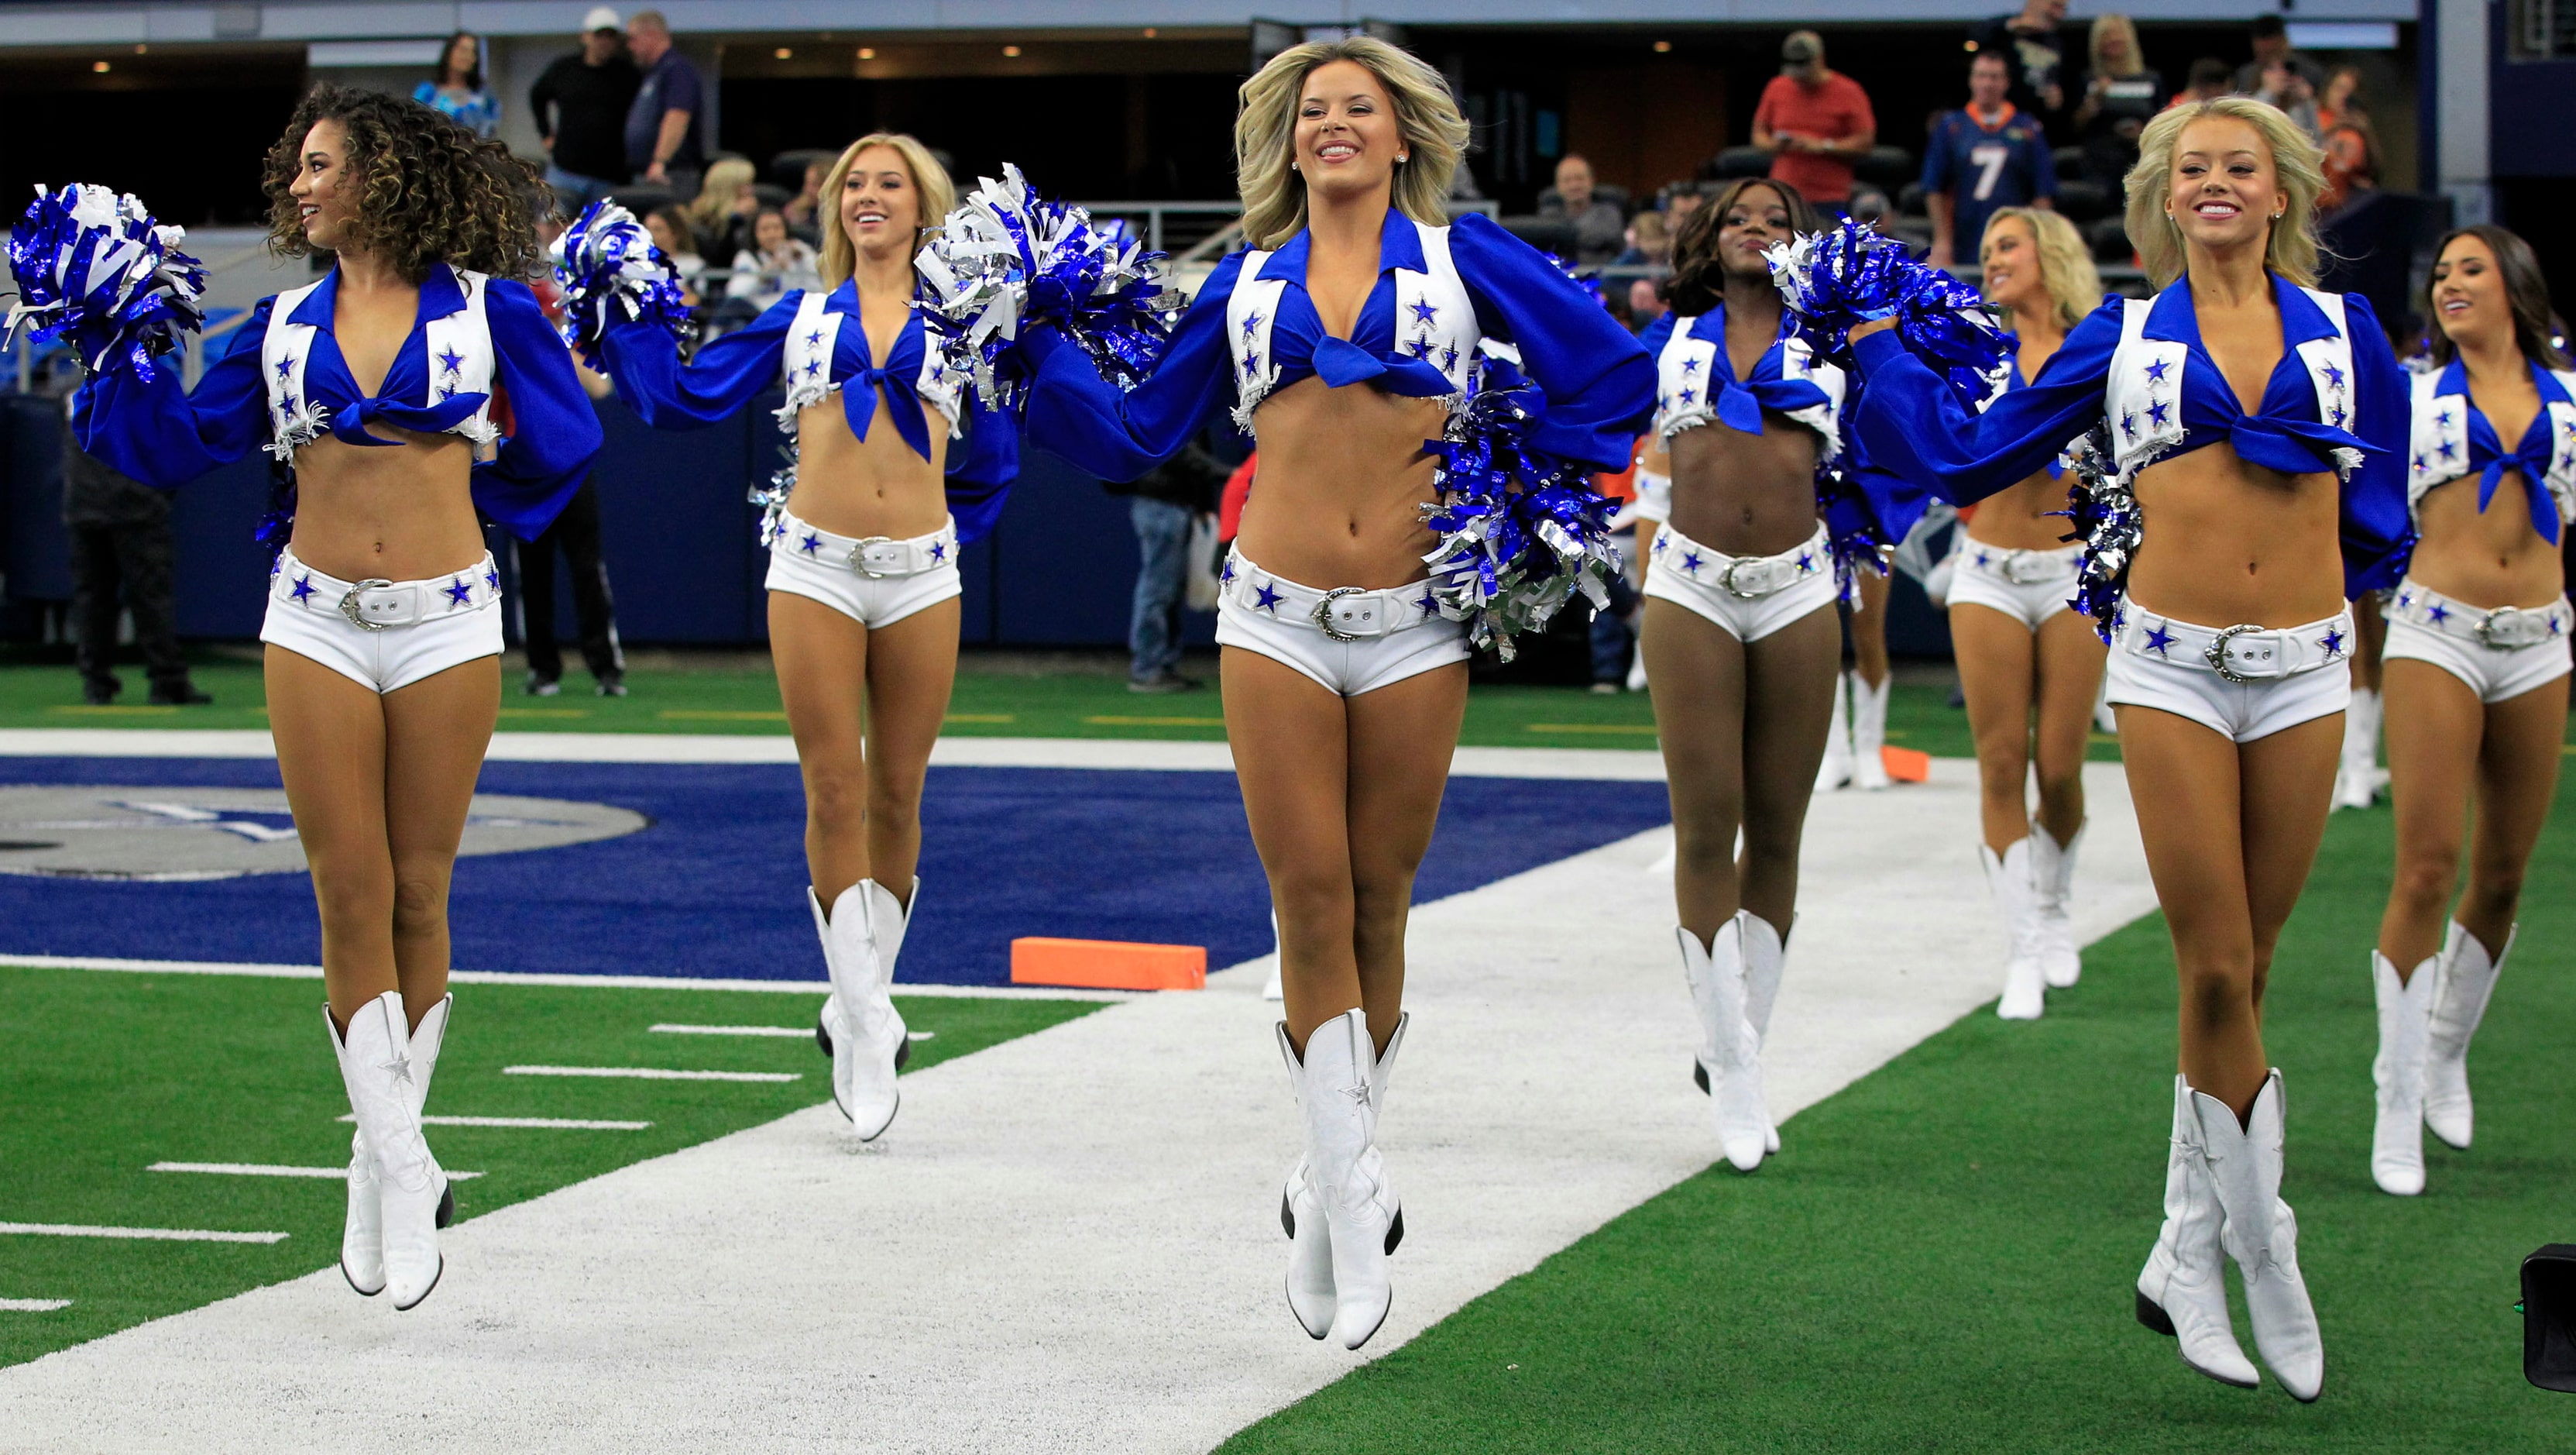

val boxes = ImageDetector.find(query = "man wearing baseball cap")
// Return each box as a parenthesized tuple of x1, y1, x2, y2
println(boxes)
(1750, 29, 1878, 215)
(530, 6, 641, 217)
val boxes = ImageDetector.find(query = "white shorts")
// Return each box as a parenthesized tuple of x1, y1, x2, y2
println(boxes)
(1641, 521, 1838, 643)
(2104, 597, 2354, 743)
(764, 510, 962, 630)
(1630, 468, 1672, 525)
(2381, 579, 2573, 704)
(1944, 539, 2080, 631)
(1213, 553, 1471, 697)
(260, 549, 503, 694)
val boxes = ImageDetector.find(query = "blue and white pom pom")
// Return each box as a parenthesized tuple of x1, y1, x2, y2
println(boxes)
(1764, 219, 2008, 408)
(1418, 352, 1621, 660)
(2056, 425, 2135, 640)
(550, 200, 690, 363)
(913, 163, 1176, 413)
(5, 184, 206, 381)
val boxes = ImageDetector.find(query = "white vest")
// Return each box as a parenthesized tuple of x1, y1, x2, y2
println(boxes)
(2406, 366, 2576, 527)
(773, 288, 961, 439)
(260, 270, 497, 461)
(1222, 218, 1479, 432)
(2100, 286, 2360, 487)
(1650, 312, 1843, 459)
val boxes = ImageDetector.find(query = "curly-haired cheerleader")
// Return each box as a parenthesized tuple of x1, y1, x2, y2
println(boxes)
(1851, 98, 2410, 1399)
(2364, 225, 2573, 1196)
(1019, 39, 1651, 1347)
(76, 85, 600, 1309)
(588, 134, 1016, 1142)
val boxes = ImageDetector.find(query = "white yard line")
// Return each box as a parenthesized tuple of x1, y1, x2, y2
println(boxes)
(0, 1223, 287, 1245)
(338, 1116, 652, 1131)
(0, 955, 1132, 1002)
(0, 1301, 72, 1314)
(0, 761, 2155, 1454)
(148, 1164, 484, 1182)
(649, 1024, 935, 1041)
(503, 1066, 801, 1083)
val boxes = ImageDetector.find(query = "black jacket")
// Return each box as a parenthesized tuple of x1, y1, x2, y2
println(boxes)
(531, 53, 641, 183)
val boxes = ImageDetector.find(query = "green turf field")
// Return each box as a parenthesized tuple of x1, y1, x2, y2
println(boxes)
(1221, 785, 2576, 1452)
(0, 968, 1099, 1368)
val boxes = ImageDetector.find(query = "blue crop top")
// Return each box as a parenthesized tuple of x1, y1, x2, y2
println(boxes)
(1637, 305, 1836, 438)
(599, 280, 1019, 543)
(1851, 273, 2411, 593)
(1020, 209, 1653, 483)
(2410, 359, 2576, 547)
(74, 263, 602, 540)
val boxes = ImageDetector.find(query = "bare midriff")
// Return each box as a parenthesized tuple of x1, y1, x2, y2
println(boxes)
(286, 428, 486, 583)
(2126, 442, 2345, 627)
(1963, 468, 2077, 552)
(1234, 374, 1448, 588)
(786, 388, 953, 541)
(1663, 414, 1822, 558)
(2406, 472, 2564, 610)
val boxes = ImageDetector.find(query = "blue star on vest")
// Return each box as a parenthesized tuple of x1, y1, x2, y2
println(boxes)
(2143, 623, 2178, 656)
(1242, 310, 1262, 339)
(1414, 589, 1438, 616)
(290, 575, 316, 603)
(1409, 299, 1438, 325)
(1677, 386, 1697, 405)
(281, 393, 300, 417)
(444, 577, 474, 607)
(2426, 600, 2450, 624)
(929, 363, 946, 384)
(437, 346, 465, 377)
(805, 329, 825, 348)
(1254, 583, 1283, 613)
(1242, 349, 1261, 375)
(799, 531, 823, 555)
(2143, 358, 2170, 384)
(929, 541, 946, 563)
(2437, 438, 2458, 460)
(2320, 625, 2346, 657)
(2147, 399, 2172, 429)
(2413, 452, 2427, 472)
(1679, 549, 1705, 576)
(2437, 408, 2454, 428)
(1409, 335, 1433, 359)
(1681, 357, 1702, 375)
(803, 358, 823, 378)
(274, 355, 296, 380)
(1441, 344, 1458, 371)
(2322, 363, 2345, 390)
(2330, 402, 2348, 426)
(437, 384, 457, 401)
(2120, 410, 2137, 440)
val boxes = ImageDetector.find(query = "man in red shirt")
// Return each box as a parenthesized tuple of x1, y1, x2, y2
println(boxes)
(1751, 30, 1877, 213)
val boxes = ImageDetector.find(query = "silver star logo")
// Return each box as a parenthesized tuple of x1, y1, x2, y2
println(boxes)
(380, 1053, 414, 1087)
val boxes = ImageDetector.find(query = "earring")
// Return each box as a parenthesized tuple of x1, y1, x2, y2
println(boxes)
(1397, 153, 1409, 163)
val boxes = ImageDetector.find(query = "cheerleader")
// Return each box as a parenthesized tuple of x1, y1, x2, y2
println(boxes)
(1948, 207, 2109, 1020)
(1018, 39, 1651, 1347)
(590, 133, 1016, 1143)
(1850, 98, 2409, 1400)
(74, 86, 601, 1309)
(1635, 178, 1918, 1171)
(2365, 225, 2571, 1196)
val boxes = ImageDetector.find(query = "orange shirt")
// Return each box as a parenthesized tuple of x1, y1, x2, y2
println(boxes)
(1753, 71, 1876, 204)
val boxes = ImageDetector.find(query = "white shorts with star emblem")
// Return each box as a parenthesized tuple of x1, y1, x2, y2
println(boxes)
(2104, 595, 2354, 743)
(2381, 576, 2574, 703)
(260, 548, 504, 694)
(1640, 521, 1839, 643)
(1943, 538, 2081, 631)
(764, 510, 963, 631)
(1213, 552, 1471, 697)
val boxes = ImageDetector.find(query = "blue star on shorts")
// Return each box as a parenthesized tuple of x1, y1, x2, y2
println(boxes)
(444, 577, 474, 607)
(2142, 623, 2177, 656)
(290, 575, 316, 603)
(2320, 625, 2346, 657)
(1254, 583, 1283, 613)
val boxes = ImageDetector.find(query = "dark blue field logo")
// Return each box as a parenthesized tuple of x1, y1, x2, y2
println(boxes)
(0, 786, 647, 881)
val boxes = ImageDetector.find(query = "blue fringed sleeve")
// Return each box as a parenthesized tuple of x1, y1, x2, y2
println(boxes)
(2336, 294, 2413, 597)
(71, 297, 273, 488)
(1450, 213, 1654, 470)
(1021, 249, 1245, 483)
(599, 291, 799, 429)
(474, 279, 605, 541)
(1850, 298, 2121, 506)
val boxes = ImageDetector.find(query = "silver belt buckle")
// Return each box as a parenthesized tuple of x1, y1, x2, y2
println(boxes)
(2473, 605, 2540, 650)
(1313, 586, 1365, 643)
(2202, 623, 2269, 683)
(1719, 558, 1778, 600)
(852, 537, 902, 578)
(2001, 552, 2059, 586)
(338, 579, 396, 633)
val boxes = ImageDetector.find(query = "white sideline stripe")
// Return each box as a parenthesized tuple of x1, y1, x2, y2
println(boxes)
(503, 1065, 800, 1083)
(0, 956, 1135, 1002)
(648, 1023, 936, 1041)
(147, 1163, 485, 1182)
(0, 1223, 287, 1244)
(0, 1298, 73, 1312)
(337, 1115, 651, 1130)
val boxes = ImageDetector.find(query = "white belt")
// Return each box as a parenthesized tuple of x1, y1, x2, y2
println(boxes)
(2389, 580, 2571, 651)
(2115, 599, 2354, 683)
(271, 551, 499, 632)
(1224, 555, 1442, 642)
(1961, 541, 2080, 586)
(771, 510, 958, 578)
(1653, 522, 1829, 599)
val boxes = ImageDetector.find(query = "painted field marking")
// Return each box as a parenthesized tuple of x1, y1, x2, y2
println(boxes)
(1081, 714, 1224, 727)
(657, 710, 785, 721)
(336, 1114, 652, 1130)
(496, 708, 589, 719)
(503, 1065, 800, 1083)
(0, 1298, 73, 1312)
(1523, 723, 1657, 735)
(1, 955, 1137, 1002)
(648, 1023, 936, 1041)
(0, 1223, 287, 1244)
(943, 713, 1015, 724)
(148, 1163, 483, 1181)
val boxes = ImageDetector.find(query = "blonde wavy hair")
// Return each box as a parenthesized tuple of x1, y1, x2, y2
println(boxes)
(2088, 14, 2145, 78)
(817, 132, 956, 287)
(1980, 206, 2103, 332)
(1235, 36, 1470, 250)
(2123, 96, 2327, 288)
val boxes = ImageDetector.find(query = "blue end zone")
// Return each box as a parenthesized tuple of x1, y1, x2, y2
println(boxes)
(0, 758, 1671, 986)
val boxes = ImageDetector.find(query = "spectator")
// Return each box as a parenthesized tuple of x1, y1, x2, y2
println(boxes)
(1751, 31, 1877, 214)
(2233, 15, 2324, 138)
(1923, 50, 2056, 271)
(2166, 56, 2233, 112)
(1613, 209, 1671, 267)
(2070, 13, 2166, 189)
(56, 393, 208, 707)
(1626, 277, 1667, 331)
(1538, 154, 1627, 267)
(780, 157, 829, 239)
(1111, 442, 1230, 693)
(1967, 0, 2070, 138)
(643, 205, 705, 306)
(2317, 65, 2379, 213)
(414, 31, 500, 139)
(624, 9, 706, 196)
(725, 208, 823, 312)
(530, 8, 640, 217)
(1659, 179, 1713, 228)
(684, 157, 760, 261)
(515, 216, 627, 698)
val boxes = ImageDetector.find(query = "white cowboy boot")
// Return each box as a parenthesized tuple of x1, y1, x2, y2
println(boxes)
(2331, 686, 2382, 810)
(1814, 675, 1853, 793)
(2424, 921, 2510, 1150)
(817, 881, 906, 1140)
(1980, 840, 2046, 1020)
(333, 990, 449, 1310)
(2135, 1075, 2260, 1388)
(1740, 913, 1787, 1154)
(1279, 1013, 1406, 1341)
(816, 878, 919, 1056)
(2370, 951, 2437, 1195)
(1297, 1009, 1397, 1349)
(1850, 671, 1893, 790)
(329, 992, 454, 1297)
(2198, 1071, 2324, 1402)
(1680, 922, 1767, 1171)
(2027, 820, 2084, 988)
